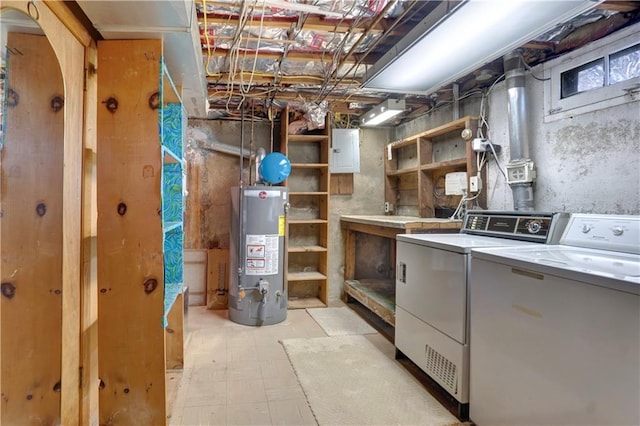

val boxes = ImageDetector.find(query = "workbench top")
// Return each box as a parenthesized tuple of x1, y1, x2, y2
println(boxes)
(340, 215, 461, 229)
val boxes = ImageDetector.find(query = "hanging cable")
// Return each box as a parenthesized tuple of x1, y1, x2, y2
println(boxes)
(518, 50, 550, 81)
(240, 0, 267, 94)
(318, 0, 396, 101)
(249, 101, 255, 185)
(318, 0, 423, 103)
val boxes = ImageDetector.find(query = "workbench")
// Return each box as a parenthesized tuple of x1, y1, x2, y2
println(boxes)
(340, 215, 461, 326)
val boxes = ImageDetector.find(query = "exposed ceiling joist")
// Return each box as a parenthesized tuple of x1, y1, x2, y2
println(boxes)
(197, 0, 640, 122)
(202, 47, 359, 64)
(207, 85, 382, 104)
(199, 12, 392, 34)
(206, 72, 360, 86)
(596, 1, 640, 12)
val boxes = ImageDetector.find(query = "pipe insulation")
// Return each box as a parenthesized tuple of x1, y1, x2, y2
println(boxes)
(503, 50, 535, 211)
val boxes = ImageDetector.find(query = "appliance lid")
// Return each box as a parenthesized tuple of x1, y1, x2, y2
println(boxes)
(471, 245, 640, 295)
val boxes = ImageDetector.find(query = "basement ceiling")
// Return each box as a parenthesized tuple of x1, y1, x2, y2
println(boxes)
(196, 0, 640, 122)
(72, 0, 640, 123)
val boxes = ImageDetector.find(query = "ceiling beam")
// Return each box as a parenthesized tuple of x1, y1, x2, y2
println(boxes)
(596, 1, 640, 13)
(198, 12, 393, 34)
(201, 45, 365, 65)
(208, 85, 382, 103)
(206, 72, 361, 86)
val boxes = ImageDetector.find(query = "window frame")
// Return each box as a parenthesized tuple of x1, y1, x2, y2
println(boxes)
(543, 22, 640, 123)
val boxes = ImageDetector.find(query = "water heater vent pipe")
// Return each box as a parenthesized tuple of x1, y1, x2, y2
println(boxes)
(503, 50, 536, 211)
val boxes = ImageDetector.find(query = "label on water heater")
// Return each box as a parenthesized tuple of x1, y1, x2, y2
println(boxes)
(279, 216, 285, 236)
(246, 234, 279, 275)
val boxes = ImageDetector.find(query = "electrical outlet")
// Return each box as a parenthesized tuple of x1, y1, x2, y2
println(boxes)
(469, 176, 482, 192)
(472, 138, 490, 152)
(472, 138, 501, 153)
(384, 202, 393, 213)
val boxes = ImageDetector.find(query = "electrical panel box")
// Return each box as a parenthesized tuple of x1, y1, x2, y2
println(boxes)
(330, 128, 360, 173)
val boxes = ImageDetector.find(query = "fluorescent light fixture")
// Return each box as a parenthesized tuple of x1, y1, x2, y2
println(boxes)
(363, 0, 602, 95)
(360, 99, 406, 126)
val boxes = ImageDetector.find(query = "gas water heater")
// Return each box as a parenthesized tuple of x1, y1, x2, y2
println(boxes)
(229, 152, 291, 326)
(229, 186, 288, 326)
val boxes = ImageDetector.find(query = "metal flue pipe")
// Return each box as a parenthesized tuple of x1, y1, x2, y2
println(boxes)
(503, 50, 536, 211)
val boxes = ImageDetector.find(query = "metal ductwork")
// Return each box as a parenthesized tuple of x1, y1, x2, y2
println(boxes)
(503, 50, 536, 211)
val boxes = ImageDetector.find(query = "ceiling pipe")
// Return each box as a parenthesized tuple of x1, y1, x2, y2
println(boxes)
(503, 50, 536, 211)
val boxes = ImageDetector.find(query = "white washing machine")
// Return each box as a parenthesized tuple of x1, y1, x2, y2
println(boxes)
(395, 211, 570, 419)
(469, 214, 640, 425)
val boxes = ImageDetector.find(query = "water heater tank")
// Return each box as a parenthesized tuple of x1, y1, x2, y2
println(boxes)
(229, 186, 288, 326)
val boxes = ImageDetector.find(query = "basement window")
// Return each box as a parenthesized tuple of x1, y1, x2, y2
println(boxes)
(544, 23, 640, 122)
(560, 58, 604, 98)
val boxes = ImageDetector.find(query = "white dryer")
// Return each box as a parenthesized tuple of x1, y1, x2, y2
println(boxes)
(469, 214, 640, 425)
(395, 211, 569, 419)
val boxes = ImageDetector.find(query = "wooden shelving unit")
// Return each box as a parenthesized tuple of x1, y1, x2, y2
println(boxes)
(280, 107, 330, 309)
(160, 63, 186, 371)
(341, 117, 480, 327)
(97, 40, 185, 424)
(384, 116, 485, 217)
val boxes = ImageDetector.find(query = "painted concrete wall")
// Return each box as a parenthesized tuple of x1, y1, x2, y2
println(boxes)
(185, 119, 273, 249)
(327, 127, 393, 300)
(482, 76, 640, 214)
(395, 79, 639, 216)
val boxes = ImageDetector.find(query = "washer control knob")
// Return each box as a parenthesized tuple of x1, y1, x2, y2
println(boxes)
(581, 224, 592, 233)
(527, 220, 542, 234)
(612, 226, 624, 236)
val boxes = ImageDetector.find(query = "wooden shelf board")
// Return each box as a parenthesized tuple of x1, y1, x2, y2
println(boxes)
(288, 245, 327, 253)
(162, 147, 183, 165)
(287, 296, 327, 309)
(163, 222, 183, 233)
(287, 134, 329, 143)
(344, 279, 395, 326)
(388, 138, 417, 149)
(162, 63, 182, 105)
(287, 271, 327, 281)
(288, 219, 328, 224)
(420, 157, 467, 171)
(422, 115, 477, 138)
(389, 116, 478, 143)
(291, 163, 329, 169)
(386, 167, 418, 177)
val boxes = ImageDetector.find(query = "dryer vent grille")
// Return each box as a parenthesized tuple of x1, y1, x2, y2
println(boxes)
(424, 344, 457, 394)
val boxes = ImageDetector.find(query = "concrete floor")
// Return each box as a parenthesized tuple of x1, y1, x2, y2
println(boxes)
(168, 301, 451, 425)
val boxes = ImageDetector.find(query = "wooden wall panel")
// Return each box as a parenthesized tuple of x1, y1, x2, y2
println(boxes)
(330, 173, 354, 195)
(165, 293, 184, 370)
(97, 40, 166, 425)
(184, 151, 244, 249)
(1, 32, 64, 424)
(2, 2, 87, 423)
